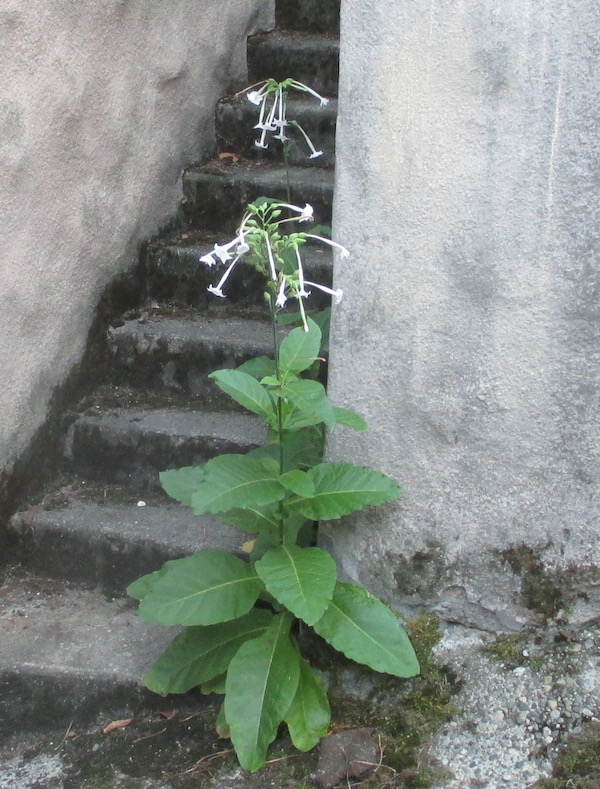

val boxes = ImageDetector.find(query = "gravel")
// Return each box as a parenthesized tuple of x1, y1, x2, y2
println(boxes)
(430, 621, 600, 788)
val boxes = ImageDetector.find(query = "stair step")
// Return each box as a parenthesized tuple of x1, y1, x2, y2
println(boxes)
(182, 162, 334, 234)
(247, 32, 339, 97)
(9, 498, 250, 592)
(276, 0, 340, 34)
(144, 233, 332, 308)
(0, 576, 177, 736)
(216, 96, 337, 168)
(65, 408, 265, 486)
(107, 315, 273, 397)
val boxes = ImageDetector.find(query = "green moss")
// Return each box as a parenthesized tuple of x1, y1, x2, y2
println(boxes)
(322, 615, 459, 788)
(503, 545, 566, 620)
(531, 723, 600, 788)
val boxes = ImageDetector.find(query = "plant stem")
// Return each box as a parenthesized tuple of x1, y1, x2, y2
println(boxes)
(268, 297, 285, 476)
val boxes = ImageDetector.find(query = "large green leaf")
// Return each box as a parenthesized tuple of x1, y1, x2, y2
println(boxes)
(143, 609, 273, 695)
(159, 465, 205, 506)
(313, 582, 420, 678)
(259, 431, 324, 471)
(236, 356, 276, 380)
(225, 613, 300, 771)
(278, 319, 321, 376)
(332, 406, 368, 431)
(218, 503, 281, 535)
(279, 469, 315, 498)
(209, 369, 276, 425)
(285, 656, 331, 751)
(294, 462, 401, 520)
(282, 379, 336, 429)
(191, 454, 285, 514)
(137, 550, 263, 626)
(255, 546, 336, 625)
(127, 565, 168, 601)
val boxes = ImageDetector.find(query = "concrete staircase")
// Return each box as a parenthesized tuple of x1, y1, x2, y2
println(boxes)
(0, 0, 339, 739)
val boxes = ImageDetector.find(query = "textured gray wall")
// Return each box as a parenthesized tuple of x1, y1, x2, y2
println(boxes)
(324, 0, 600, 630)
(0, 0, 273, 478)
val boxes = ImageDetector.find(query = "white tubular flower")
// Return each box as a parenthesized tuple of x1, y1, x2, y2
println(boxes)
(200, 252, 217, 267)
(207, 257, 239, 298)
(289, 79, 329, 106)
(304, 280, 343, 304)
(292, 121, 323, 159)
(255, 126, 269, 149)
(276, 202, 314, 222)
(265, 235, 277, 281)
(296, 292, 310, 331)
(276, 278, 287, 308)
(247, 89, 265, 105)
(295, 245, 309, 297)
(305, 235, 350, 258)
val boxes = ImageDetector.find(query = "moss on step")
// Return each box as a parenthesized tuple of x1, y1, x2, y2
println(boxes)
(503, 545, 567, 620)
(531, 723, 600, 788)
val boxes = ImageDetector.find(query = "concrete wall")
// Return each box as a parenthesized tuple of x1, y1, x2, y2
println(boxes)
(324, 0, 600, 630)
(0, 0, 273, 480)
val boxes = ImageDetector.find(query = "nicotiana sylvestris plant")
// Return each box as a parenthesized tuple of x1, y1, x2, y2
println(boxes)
(127, 198, 420, 772)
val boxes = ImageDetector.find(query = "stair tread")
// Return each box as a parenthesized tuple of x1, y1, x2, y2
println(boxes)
(70, 406, 265, 439)
(185, 161, 334, 188)
(109, 314, 273, 354)
(11, 498, 250, 563)
(0, 576, 170, 681)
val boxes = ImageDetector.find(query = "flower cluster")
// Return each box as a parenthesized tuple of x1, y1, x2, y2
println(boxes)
(242, 78, 329, 159)
(200, 200, 348, 330)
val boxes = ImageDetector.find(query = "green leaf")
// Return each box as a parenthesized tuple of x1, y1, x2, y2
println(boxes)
(200, 674, 226, 695)
(279, 470, 315, 498)
(225, 613, 300, 771)
(159, 465, 205, 506)
(278, 319, 322, 376)
(218, 503, 281, 535)
(126, 565, 167, 601)
(280, 429, 324, 471)
(294, 462, 401, 520)
(285, 656, 331, 751)
(209, 369, 276, 424)
(137, 550, 263, 626)
(313, 582, 420, 678)
(237, 356, 276, 380)
(255, 546, 336, 626)
(191, 454, 285, 514)
(143, 609, 273, 695)
(282, 379, 336, 429)
(332, 406, 368, 431)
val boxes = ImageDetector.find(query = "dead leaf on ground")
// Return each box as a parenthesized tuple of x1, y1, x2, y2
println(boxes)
(218, 151, 240, 163)
(156, 709, 179, 721)
(102, 718, 134, 734)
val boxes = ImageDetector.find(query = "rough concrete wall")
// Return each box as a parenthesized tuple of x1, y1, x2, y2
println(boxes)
(0, 0, 273, 478)
(324, 0, 600, 630)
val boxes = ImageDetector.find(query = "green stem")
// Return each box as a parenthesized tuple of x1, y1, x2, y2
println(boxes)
(267, 293, 286, 543)
(283, 142, 292, 207)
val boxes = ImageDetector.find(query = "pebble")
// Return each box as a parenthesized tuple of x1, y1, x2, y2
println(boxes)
(429, 621, 600, 789)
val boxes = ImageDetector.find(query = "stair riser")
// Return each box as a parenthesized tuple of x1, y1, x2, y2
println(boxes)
(108, 333, 271, 399)
(182, 169, 333, 234)
(144, 243, 333, 309)
(247, 36, 339, 97)
(11, 529, 187, 594)
(216, 98, 336, 168)
(276, 0, 340, 34)
(0, 671, 160, 739)
(66, 421, 262, 487)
